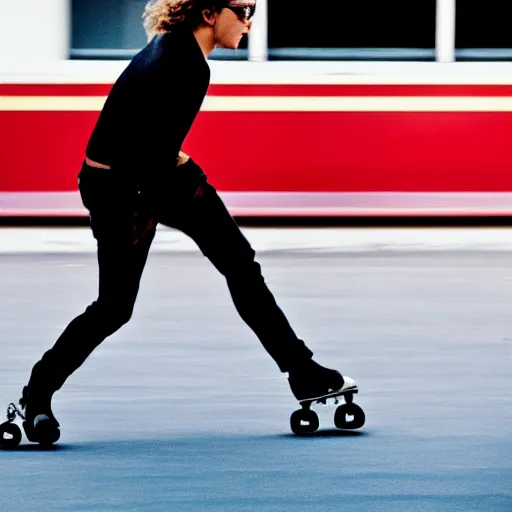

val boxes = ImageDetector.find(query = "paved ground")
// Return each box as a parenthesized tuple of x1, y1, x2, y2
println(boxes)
(0, 227, 510, 511)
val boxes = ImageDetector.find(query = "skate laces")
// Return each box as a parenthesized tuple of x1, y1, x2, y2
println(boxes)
(7, 403, 25, 421)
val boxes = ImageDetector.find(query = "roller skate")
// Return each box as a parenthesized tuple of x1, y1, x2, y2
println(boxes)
(0, 386, 60, 449)
(288, 359, 365, 435)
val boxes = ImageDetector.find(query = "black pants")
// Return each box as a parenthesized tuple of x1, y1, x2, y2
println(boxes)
(27, 160, 313, 396)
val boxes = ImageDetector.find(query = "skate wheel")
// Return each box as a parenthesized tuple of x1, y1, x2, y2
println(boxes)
(0, 422, 22, 449)
(290, 409, 320, 435)
(37, 429, 60, 447)
(334, 403, 365, 430)
(24, 420, 60, 446)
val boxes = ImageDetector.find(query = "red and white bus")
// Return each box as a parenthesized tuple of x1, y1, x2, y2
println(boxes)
(1, 0, 511, 217)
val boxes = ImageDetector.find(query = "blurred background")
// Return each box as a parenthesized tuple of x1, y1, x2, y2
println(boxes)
(1, 0, 512, 221)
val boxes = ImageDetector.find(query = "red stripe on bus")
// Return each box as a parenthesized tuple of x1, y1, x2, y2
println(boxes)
(3, 83, 512, 97)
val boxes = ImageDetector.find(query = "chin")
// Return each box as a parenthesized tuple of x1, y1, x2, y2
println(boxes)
(219, 39, 240, 50)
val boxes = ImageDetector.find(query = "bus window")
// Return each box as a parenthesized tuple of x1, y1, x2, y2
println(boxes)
(267, 0, 436, 60)
(456, 0, 512, 60)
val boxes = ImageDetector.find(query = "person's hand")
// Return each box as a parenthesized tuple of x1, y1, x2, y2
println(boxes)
(177, 151, 190, 167)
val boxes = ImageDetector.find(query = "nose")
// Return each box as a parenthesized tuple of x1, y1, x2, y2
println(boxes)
(246, 20, 252, 32)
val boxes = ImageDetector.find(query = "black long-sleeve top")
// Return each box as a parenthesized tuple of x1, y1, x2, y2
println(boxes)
(86, 28, 210, 181)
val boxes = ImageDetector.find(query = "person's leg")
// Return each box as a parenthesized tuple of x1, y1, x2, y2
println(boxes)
(156, 160, 313, 373)
(156, 160, 353, 401)
(22, 165, 156, 440)
(25, 212, 155, 397)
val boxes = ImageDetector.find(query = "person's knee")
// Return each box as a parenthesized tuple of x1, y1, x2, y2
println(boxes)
(86, 300, 134, 334)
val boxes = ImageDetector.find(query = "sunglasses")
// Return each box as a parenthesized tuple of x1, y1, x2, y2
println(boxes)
(225, 4, 256, 22)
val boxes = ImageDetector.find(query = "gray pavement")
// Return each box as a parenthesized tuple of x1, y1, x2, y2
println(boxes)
(0, 244, 510, 511)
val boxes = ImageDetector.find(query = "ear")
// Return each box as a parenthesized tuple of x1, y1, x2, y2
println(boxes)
(202, 8, 217, 27)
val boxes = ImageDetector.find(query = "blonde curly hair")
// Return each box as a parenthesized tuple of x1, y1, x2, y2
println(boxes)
(142, 0, 229, 40)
